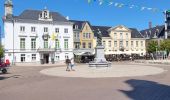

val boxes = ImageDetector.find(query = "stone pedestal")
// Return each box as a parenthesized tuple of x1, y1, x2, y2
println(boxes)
(94, 46, 106, 62)
(89, 45, 111, 67)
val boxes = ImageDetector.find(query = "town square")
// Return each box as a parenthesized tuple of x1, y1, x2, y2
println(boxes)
(0, 0, 170, 100)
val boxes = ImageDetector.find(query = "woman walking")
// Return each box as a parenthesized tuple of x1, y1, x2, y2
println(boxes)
(65, 58, 71, 71)
(70, 58, 75, 71)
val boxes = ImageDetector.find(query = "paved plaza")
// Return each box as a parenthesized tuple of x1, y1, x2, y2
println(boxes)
(0, 62, 170, 100)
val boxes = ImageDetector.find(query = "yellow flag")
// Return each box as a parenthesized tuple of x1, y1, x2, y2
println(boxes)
(51, 33, 56, 41)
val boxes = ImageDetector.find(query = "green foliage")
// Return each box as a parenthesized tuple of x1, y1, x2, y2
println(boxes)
(147, 40, 158, 53)
(147, 39, 170, 53)
(0, 45, 4, 58)
(160, 39, 170, 52)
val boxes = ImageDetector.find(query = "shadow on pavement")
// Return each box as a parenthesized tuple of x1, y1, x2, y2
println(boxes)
(0, 75, 21, 80)
(120, 79, 170, 100)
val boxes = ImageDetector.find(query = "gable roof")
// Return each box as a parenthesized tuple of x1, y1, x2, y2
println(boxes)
(108, 25, 131, 32)
(140, 25, 165, 39)
(92, 26, 144, 38)
(69, 20, 91, 30)
(7, 9, 69, 22)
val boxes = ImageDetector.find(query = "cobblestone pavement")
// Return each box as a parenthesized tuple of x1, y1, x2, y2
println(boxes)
(0, 62, 170, 100)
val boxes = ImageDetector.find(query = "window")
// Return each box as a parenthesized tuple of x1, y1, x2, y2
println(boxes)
(86, 33, 88, 38)
(31, 38, 36, 50)
(44, 27, 48, 32)
(136, 41, 139, 47)
(44, 11, 47, 18)
(56, 56, 59, 60)
(73, 25, 78, 29)
(20, 26, 25, 32)
(82, 42, 86, 48)
(64, 39, 68, 49)
(44, 40, 48, 48)
(88, 33, 91, 38)
(65, 53, 69, 59)
(31, 27, 36, 32)
(126, 33, 128, 39)
(55, 28, 59, 33)
(83, 33, 86, 39)
(131, 41, 134, 47)
(126, 41, 128, 47)
(120, 41, 123, 47)
(120, 33, 123, 39)
(21, 54, 25, 62)
(114, 33, 117, 39)
(103, 41, 106, 46)
(55, 39, 60, 49)
(32, 54, 36, 61)
(114, 41, 117, 47)
(20, 38, 25, 50)
(88, 43, 92, 48)
(74, 32, 79, 39)
(141, 41, 143, 47)
(75, 43, 80, 49)
(64, 28, 68, 33)
(108, 41, 111, 47)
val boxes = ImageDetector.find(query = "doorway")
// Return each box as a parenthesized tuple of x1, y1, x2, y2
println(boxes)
(43, 54, 49, 64)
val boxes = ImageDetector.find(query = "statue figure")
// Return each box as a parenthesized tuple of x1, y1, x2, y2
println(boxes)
(97, 29, 102, 46)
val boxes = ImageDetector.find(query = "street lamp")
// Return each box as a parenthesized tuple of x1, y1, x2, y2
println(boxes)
(12, 18, 15, 65)
(155, 45, 158, 60)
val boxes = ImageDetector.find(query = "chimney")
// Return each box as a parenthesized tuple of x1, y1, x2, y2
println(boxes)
(149, 21, 152, 29)
(66, 16, 69, 20)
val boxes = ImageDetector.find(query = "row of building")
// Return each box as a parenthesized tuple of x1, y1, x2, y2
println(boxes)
(2, 0, 170, 64)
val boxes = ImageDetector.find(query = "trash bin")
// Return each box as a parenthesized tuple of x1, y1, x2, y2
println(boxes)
(40, 59, 44, 64)
(51, 58, 54, 64)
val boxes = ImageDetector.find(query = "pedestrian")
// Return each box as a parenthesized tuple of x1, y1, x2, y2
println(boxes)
(65, 58, 71, 71)
(70, 58, 75, 71)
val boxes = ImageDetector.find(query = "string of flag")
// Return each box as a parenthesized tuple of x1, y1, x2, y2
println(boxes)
(87, 0, 164, 13)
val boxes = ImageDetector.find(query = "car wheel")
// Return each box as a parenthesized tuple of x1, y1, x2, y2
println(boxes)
(2, 69, 7, 74)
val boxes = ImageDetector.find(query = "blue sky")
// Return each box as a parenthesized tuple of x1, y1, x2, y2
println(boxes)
(0, 0, 170, 35)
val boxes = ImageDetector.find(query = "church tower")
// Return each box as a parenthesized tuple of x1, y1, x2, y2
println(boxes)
(4, 0, 13, 18)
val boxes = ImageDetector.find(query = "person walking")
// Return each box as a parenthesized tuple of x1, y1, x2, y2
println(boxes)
(70, 58, 75, 71)
(65, 58, 71, 71)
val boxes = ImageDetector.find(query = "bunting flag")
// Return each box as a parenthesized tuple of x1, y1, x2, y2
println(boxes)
(87, 0, 163, 13)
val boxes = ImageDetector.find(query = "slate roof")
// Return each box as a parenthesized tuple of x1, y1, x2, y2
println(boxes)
(69, 20, 91, 30)
(92, 26, 144, 38)
(130, 28, 144, 38)
(91, 26, 111, 37)
(140, 25, 165, 39)
(7, 9, 68, 22)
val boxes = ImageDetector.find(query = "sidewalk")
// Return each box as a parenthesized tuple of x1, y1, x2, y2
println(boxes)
(12, 61, 66, 67)
(135, 60, 170, 65)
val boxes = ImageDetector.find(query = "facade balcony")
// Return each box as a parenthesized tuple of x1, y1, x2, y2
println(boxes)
(18, 32, 27, 37)
(37, 48, 55, 53)
(30, 33, 38, 37)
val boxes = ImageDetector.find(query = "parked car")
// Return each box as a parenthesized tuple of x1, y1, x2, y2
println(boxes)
(0, 61, 10, 74)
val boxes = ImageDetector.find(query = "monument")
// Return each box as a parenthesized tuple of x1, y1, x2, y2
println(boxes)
(89, 29, 111, 67)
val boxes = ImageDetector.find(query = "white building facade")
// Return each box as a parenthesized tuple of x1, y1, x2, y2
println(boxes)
(3, 0, 73, 64)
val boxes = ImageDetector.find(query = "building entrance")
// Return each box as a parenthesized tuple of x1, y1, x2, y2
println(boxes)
(43, 54, 49, 64)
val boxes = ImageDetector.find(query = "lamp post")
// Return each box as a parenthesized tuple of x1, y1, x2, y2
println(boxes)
(156, 45, 158, 60)
(12, 18, 15, 65)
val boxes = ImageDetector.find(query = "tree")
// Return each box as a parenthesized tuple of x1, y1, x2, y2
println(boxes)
(160, 39, 170, 52)
(0, 45, 4, 60)
(147, 40, 158, 53)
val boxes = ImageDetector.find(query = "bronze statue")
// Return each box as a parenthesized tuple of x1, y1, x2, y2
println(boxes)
(97, 29, 102, 46)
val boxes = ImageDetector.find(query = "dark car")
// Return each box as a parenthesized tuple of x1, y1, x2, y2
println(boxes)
(0, 61, 9, 74)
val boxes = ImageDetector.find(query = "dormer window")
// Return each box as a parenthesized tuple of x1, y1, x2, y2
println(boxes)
(39, 8, 53, 21)
(44, 11, 48, 19)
